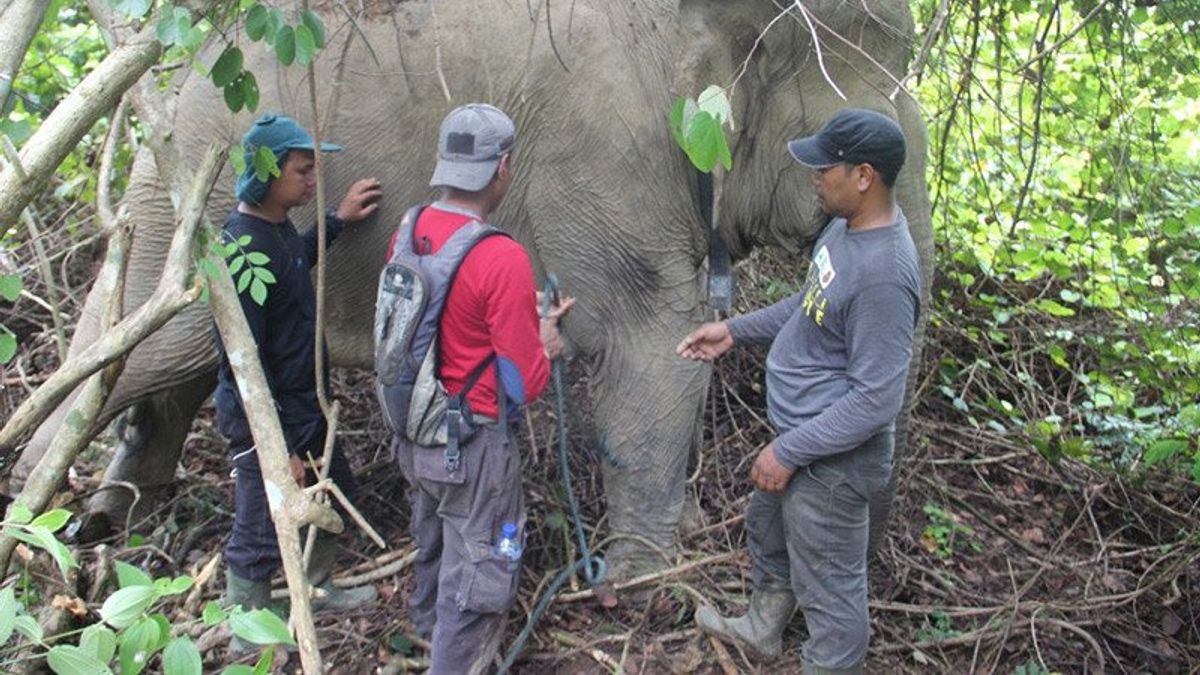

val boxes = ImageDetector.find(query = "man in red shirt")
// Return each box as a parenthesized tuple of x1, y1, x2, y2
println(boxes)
(388, 103, 572, 675)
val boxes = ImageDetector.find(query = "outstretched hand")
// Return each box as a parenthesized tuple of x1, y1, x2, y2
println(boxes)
(336, 178, 383, 222)
(539, 294, 576, 360)
(676, 321, 734, 361)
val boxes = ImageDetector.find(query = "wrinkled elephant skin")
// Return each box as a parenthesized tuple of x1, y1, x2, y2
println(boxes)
(16, 0, 933, 576)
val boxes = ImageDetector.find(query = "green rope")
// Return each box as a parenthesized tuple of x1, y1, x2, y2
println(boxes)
(497, 275, 607, 673)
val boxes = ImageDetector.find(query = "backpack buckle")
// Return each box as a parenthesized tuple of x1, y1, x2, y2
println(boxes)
(444, 409, 462, 473)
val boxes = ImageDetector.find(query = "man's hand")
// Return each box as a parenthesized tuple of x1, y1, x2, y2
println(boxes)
(335, 178, 383, 223)
(289, 454, 306, 487)
(676, 322, 734, 362)
(539, 295, 576, 360)
(750, 443, 794, 494)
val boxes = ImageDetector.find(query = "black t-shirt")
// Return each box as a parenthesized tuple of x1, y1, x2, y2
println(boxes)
(212, 208, 343, 453)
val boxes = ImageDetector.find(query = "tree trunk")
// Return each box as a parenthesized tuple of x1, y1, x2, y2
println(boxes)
(0, 0, 50, 111)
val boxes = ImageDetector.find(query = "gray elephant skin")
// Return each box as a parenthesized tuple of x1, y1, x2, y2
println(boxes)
(15, 0, 933, 575)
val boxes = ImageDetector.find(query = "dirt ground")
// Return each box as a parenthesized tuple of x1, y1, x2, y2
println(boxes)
(3, 348, 1192, 674)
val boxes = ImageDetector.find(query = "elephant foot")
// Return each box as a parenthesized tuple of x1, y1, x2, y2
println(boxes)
(65, 511, 114, 545)
(604, 533, 677, 581)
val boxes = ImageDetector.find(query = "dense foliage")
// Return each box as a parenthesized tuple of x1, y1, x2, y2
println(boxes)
(912, 0, 1200, 479)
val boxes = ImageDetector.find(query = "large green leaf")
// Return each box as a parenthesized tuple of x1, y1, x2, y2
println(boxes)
(0, 587, 17, 645)
(295, 24, 316, 65)
(696, 84, 733, 129)
(202, 601, 227, 625)
(211, 46, 244, 88)
(274, 25, 296, 66)
(108, 0, 151, 20)
(244, 3, 270, 41)
(45, 645, 113, 675)
(117, 616, 162, 675)
(301, 10, 326, 48)
(114, 560, 153, 588)
(31, 508, 72, 532)
(0, 273, 21, 301)
(162, 637, 203, 675)
(79, 623, 117, 665)
(154, 7, 192, 47)
(224, 77, 245, 113)
(0, 332, 15, 364)
(252, 145, 279, 181)
(229, 608, 295, 646)
(100, 586, 158, 629)
(242, 71, 260, 112)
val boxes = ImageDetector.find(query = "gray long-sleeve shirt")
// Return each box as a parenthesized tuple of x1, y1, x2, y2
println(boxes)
(727, 209, 921, 469)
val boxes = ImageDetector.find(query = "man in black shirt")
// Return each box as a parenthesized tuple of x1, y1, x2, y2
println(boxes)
(213, 114, 382, 650)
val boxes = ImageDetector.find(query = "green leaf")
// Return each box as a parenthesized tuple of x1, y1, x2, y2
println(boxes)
(100, 585, 158, 629)
(228, 255, 245, 276)
(250, 278, 268, 305)
(237, 269, 253, 293)
(0, 332, 15, 364)
(155, 7, 192, 47)
(223, 78, 245, 113)
(1145, 439, 1188, 465)
(31, 509, 71, 532)
(79, 623, 118, 664)
(252, 267, 276, 284)
(244, 3, 270, 41)
(14, 614, 43, 644)
(252, 145, 280, 181)
(0, 587, 17, 645)
(295, 24, 316, 65)
(162, 637, 203, 675)
(301, 10, 325, 48)
(222, 666, 256, 675)
(274, 25, 296, 66)
(212, 46, 244, 88)
(30, 526, 76, 579)
(242, 71, 260, 112)
(668, 97, 686, 149)
(696, 84, 733, 129)
(150, 613, 172, 650)
(683, 111, 723, 173)
(0, 117, 33, 145)
(118, 616, 161, 675)
(164, 575, 194, 595)
(202, 601, 227, 625)
(229, 608, 295, 646)
(46, 645, 113, 675)
(1034, 298, 1075, 317)
(237, 235, 252, 246)
(108, 0, 151, 20)
(253, 646, 275, 674)
(246, 251, 270, 265)
(231, 144, 247, 175)
(8, 503, 33, 524)
(114, 560, 154, 588)
(0, 273, 22, 301)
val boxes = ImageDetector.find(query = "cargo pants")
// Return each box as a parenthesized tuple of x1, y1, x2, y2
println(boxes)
(747, 428, 894, 670)
(393, 424, 525, 675)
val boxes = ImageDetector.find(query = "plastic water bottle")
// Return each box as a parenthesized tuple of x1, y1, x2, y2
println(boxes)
(494, 522, 523, 570)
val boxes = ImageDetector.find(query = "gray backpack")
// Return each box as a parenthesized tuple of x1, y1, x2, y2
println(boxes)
(374, 205, 505, 470)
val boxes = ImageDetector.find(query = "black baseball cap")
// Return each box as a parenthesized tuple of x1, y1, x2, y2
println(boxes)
(787, 108, 906, 179)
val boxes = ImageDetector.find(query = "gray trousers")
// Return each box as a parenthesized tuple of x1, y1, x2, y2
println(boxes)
(747, 429, 894, 669)
(393, 425, 525, 675)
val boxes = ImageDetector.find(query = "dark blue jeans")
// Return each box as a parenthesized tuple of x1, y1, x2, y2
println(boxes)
(226, 421, 358, 582)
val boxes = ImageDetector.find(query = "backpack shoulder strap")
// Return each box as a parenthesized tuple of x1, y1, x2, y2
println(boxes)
(388, 204, 428, 262)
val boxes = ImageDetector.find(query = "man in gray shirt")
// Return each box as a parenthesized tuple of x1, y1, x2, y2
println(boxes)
(678, 108, 921, 674)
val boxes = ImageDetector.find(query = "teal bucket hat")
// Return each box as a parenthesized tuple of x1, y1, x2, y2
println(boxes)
(235, 113, 343, 205)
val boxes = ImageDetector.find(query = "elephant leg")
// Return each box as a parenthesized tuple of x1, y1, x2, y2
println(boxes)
(83, 374, 214, 535)
(591, 331, 709, 578)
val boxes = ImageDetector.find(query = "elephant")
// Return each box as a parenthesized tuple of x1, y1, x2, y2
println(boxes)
(13, 0, 933, 576)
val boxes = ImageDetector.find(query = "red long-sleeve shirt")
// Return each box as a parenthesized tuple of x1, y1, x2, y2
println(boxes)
(387, 205, 549, 419)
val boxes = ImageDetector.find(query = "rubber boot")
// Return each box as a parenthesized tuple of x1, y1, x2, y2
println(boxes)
(803, 660, 865, 675)
(307, 531, 377, 611)
(225, 571, 271, 655)
(695, 586, 796, 659)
